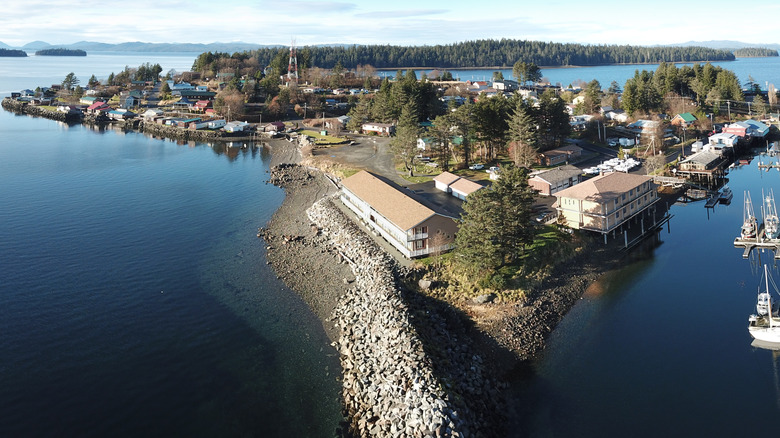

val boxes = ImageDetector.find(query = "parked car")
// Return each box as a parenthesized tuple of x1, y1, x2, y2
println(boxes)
(469, 163, 484, 170)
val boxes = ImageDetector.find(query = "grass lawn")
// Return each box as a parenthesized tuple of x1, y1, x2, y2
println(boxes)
(300, 129, 348, 146)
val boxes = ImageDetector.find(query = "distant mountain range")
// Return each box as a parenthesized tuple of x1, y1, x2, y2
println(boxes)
(672, 40, 780, 51)
(0, 39, 778, 54)
(0, 41, 281, 53)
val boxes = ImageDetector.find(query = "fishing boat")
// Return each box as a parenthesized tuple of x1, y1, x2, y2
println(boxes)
(748, 265, 780, 343)
(742, 191, 758, 239)
(765, 190, 780, 240)
(719, 185, 733, 203)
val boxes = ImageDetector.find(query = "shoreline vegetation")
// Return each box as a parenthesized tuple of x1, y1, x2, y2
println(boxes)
(0, 48, 27, 57)
(35, 48, 87, 56)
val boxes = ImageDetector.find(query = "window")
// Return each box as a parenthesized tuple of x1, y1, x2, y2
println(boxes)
(414, 240, 427, 250)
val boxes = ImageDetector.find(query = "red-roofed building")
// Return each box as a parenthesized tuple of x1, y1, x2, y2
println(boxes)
(87, 101, 110, 114)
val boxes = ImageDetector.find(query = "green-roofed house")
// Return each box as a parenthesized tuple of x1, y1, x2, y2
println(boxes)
(671, 112, 697, 127)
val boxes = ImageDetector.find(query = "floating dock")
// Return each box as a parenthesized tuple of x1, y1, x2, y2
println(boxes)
(734, 234, 780, 259)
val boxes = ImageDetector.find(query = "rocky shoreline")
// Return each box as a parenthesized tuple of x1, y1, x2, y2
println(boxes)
(308, 198, 503, 437)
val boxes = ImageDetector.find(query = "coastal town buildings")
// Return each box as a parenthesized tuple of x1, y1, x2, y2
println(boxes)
(340, 170, 458, 258)
(528, 165, 583, 196)
(555, 172, 658, 239)
(538, 144, 583, 166)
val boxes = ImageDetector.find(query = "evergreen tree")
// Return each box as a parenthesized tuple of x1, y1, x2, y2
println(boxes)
(454, 187, 504, 273)
(473, 95, 511, 160)
(346, 94, 372, 132)
(752, 94, 768, 118)
(390, 101, 422, 176)
(62, 72, 79, 90)
(537, 90, 571, 151)
(430, 114, 454, 170)
(455, 165, 535, 272)
(506, 99, 538, 167)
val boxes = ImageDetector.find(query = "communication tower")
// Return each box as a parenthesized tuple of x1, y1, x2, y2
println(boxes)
(287, 39, 298, 83)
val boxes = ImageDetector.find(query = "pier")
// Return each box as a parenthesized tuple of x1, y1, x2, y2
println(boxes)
(734, 235, 780, 259)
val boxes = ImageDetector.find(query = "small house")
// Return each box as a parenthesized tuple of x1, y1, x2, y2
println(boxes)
(361, 122, 395, 136)
(671, 112, 697, 127)
(224, 121, 250, 133)
(538, 144, 583, 166)
(528, 165, 583, 196)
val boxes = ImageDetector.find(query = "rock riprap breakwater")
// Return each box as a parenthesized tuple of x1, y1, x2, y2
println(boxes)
(307, 198, 499, 437)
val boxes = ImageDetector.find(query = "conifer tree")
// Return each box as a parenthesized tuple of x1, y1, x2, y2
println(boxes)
(391, 101, 422, 176)
(455, 165, 536, 272)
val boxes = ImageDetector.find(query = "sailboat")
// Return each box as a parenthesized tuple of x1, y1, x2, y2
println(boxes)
(748, 264, 780, 343)
(742, 191, 758, 239)
(764, 189, 780, 240)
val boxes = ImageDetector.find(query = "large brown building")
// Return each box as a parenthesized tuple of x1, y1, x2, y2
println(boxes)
(555, 172, 658, 235)
(340, 171, 459, 258)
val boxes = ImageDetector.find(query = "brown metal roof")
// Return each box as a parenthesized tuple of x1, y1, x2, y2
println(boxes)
(341, 171, 436, 231)
(554, 172, 652, 203)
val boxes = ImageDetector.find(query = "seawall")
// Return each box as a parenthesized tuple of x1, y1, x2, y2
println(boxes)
(307, 197, 503, 437)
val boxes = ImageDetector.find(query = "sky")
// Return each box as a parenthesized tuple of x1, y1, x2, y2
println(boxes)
(3, 0, 780, 48)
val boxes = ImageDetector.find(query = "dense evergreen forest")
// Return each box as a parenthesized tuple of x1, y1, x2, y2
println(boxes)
(732, 47, 778, 57)
(245, 40, 735, 69)
(35, 48, 87, 56)
(0, 48, 27, 57)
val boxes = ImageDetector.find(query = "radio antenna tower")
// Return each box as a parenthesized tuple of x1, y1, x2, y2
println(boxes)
(287, 39, 298, 83)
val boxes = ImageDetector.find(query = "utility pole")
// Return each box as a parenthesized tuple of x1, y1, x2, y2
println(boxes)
(727, 100, 731, 122)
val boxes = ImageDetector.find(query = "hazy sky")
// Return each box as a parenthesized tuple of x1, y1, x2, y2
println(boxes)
(3, 0, 780, 47)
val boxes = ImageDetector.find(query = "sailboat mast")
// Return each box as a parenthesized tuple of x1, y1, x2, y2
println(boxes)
(767, 265, 773, 329)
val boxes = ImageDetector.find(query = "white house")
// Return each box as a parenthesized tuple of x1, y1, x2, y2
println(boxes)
(224, 121, 250, 133)
(207, 119, 226, 129)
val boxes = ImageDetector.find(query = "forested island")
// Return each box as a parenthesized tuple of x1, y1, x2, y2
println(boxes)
(35, 48, 87, 56)
(0, 48, 27, 57)
(732, 47, 779, 57)
(240, 39, 737, 69)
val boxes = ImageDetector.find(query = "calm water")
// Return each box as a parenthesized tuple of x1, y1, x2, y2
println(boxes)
(384, 57, 780, 91)
(6, 52, 780, 437)
(512, 159, 780, 436)
(0, 52, 196, 95)
(0, 111, 342, 435)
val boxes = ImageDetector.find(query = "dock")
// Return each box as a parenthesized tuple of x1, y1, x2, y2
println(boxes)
(734, 235, 780, 259)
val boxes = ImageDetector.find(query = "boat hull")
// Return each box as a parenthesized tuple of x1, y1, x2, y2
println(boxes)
(748, 326, 780, 343)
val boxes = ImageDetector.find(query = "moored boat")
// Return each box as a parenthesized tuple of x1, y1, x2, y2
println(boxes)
(748, 265, 780, 343)
(764, 189, 780, 240)
(742, 191, 758, 239)
(719, 185, 733, 203)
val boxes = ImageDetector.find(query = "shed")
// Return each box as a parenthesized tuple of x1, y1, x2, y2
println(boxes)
(449, 178, 483, 201)
(433, 172, 461, 193)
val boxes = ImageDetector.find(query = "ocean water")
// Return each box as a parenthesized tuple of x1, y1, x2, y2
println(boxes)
(382, 57, 780, 91)
(0, 111, 343, 436)
(6, 51, 780, 437)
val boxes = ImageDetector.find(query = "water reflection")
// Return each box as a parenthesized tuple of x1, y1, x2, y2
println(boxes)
(751, 340, 780, 410)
